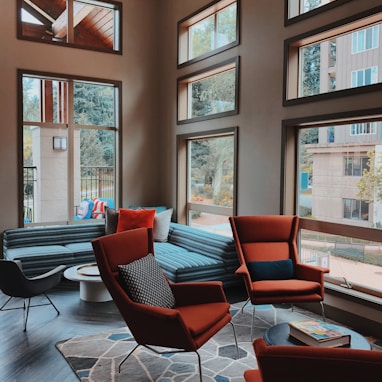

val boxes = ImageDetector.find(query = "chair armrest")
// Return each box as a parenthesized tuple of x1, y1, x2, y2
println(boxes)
(294, 263, 329, 283)
(30, 265, 66, 280)
(170, 281, 227, 306)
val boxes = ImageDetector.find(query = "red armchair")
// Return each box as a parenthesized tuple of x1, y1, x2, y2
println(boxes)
(229, 215, 328, 337)
(244, 337, 382, 382)
(91, 227, 238, 382)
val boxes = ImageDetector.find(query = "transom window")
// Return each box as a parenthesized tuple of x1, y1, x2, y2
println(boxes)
(178, 0, 239, 67)
(21, 71, 120, 225)
(350, 122, 377, 135)
(286, 12, 382, 101)
(177, 57, 239, 123)
(17, 0, 122, 53)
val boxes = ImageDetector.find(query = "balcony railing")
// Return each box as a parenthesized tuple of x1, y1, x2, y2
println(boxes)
(23, 165, 114, 223)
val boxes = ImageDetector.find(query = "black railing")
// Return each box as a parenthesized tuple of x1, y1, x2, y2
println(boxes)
(23, 166, 114, 223)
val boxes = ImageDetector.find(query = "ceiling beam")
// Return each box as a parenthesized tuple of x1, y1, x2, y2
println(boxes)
(52, 2, 94, 39)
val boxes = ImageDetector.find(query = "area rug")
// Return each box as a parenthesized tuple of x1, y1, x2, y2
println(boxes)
(55, 303, 378, 382)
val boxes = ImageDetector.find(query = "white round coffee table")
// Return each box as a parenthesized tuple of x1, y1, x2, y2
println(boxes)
(64, 263, 112, 302)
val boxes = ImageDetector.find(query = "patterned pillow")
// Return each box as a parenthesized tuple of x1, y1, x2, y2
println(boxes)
(118, 254, 175, 308)
(92, 198, 109, 219)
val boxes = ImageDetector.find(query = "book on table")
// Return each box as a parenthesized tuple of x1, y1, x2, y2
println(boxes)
(288, 319, 351, 348)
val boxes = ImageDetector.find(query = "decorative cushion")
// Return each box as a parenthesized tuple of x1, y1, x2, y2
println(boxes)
(118, 254, 175, 308)
(116, 208, 156, 233)
(105, 207, 119, 235)
(92, 198, 109, 219)
(247, 259, 295, 281)
(76, 198, 93, 220)
(153, 208, 173, 242)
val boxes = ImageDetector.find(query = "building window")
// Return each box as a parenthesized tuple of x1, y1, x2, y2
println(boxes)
(344, 156, 369, 176)
(352, 25, 379, 54)
(177, 128, 237, 236)
(286, 12, 382, 101)
(178, 0, 239, 67)
(351, 67, 378, 88)
(350, 122, 377, 135)
(17, 0, 122, 53)
(283, 114, 382, 298)
(21, 70, 120, 225)
(343, 199, 369, 220)
(177, 57, 239, 123)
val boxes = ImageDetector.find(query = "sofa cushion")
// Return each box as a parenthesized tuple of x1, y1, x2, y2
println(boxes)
(116, 208, 156, 233)
(105, 207, 119, 235)
(118, 254, 175, 308)
(153, 208, 173, 242)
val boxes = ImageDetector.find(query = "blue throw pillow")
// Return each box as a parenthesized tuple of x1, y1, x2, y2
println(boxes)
(247, 259, 295, 281)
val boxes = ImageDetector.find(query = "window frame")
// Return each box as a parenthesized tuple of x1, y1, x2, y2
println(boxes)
(282, 109, 382, 299)
(18, 69, 121, 226)
(17, 0, 122, 54)
(177, 0, 240, 68)
(176, 127, 238, 228)
(177, 56, 240, 124)
(284, 6, 382, 105)
(285, 0, 352, 26)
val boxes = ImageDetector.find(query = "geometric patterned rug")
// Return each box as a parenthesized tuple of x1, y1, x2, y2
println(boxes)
(55, 302, 381, 382)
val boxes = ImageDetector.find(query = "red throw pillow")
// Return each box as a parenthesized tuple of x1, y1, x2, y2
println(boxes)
(116, 208, 156, 232)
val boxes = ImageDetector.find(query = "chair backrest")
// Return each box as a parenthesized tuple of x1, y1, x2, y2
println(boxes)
(229, 215, 299, 264)
(0, 260, 30, 297)
(253, 337, 382, 381)
(91, 228, 155, 333)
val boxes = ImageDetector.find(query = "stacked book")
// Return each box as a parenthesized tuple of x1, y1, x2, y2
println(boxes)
(288, 319, 351, 348)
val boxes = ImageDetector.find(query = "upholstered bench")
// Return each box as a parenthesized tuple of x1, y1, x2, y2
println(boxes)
(154, 223, 240, 287)
(3, 223, 105, 277)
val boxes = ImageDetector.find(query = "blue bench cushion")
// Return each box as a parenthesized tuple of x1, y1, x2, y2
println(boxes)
(4, 245, 73, 276)
(154, 242, 225, 283)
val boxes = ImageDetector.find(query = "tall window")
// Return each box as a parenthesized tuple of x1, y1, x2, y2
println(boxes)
(17, 0, 122, 53)
(21, 71, 120, 225)
(287, 117, 382, 298)
(178, 0, 239, 66)
(178, 129, 237, 236)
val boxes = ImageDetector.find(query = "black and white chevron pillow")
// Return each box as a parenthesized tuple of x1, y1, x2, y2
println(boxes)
(118, 254, 175, 308)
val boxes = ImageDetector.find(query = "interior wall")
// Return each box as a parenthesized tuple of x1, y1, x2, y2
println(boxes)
(0, 0, 161, 234)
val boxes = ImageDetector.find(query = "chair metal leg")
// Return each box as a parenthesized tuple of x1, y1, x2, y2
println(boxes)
(320, 301, 326, 321)
(118, 343, 140, 372)
(24, 298, 31, 332)
(196, 350, 202, 382)
(229, 321, 239, 359)
(0, 296, 13, 311)
(240, 298, 250, 313)
(44, 293, 60, 315)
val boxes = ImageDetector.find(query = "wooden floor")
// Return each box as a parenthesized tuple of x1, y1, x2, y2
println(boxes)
(0, 280, 246, 382)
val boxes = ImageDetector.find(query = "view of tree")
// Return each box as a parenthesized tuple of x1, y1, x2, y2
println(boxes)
(191, 136, 234, 207)
(191, 69, 236, 118)
(301, 43, 321, 96)
(356, 150, 382, 203)
(190, 3, 237, 59)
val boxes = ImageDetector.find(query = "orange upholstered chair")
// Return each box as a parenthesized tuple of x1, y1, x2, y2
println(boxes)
(91, 227, 238, 382)
(229, 215, 328, 337)
(244, 337, 382, 382)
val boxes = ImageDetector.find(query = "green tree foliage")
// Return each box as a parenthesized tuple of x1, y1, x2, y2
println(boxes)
(301, 43, 321, 96)
(357, 150, 382, 203)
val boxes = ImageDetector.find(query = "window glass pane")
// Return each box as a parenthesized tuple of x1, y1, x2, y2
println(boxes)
(300, 229, 382, 293)
(74, 82, 115, 126)
(178, 0, 238, 66)
(190, 68, 236, 118)
(22, 73, 118, 225)
(288, 0, 338, 19)
(187, 135, 234, 236)
(297, 121, 382, 294)
(18, 0, 121, 53)
(189, 16, 214, 60)
(216, 4, 237, 48)
(290, 19, 381, 99)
